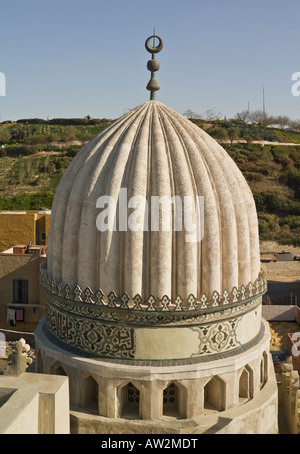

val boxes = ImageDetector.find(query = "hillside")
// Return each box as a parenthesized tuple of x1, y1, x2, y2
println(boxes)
(0, 117, 300, 246)
(194, 117, 300, 247)
(0, 119, 110, 210)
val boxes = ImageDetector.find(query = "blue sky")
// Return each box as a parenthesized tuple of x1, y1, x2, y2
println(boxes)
(0, 0, 299, 121)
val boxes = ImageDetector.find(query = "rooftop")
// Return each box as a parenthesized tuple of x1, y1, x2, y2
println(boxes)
(0, 245, 47, 257)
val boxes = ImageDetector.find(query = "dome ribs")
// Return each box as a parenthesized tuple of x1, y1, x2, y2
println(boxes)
(47, 100, 261, 306)
(48, 104, 144, 284)
(161, 104, 223, 296)
(155, 104, 178, 300)
(146, 102, 173, 298)
(96, 104, 150, 294)
(169, 107, 256, 292)
(121, 104, 153, 297)
(156, 103, 198, 299)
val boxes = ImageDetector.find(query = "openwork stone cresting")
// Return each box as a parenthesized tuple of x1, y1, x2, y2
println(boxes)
(40, 261, 267, 314)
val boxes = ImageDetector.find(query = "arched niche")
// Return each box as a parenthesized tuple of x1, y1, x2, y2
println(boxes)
(162, 382, 187, 419)
(204, 376, 226, 411)
(118, 381, 141, 419)
(79, 375, 99, 413)
(239, 365, 253, 402)
(260, 351, 268, 389)
(50, 361, 67, 376)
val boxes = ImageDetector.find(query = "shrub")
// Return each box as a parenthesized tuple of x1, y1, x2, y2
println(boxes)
(49, 118, 89, 126)
(208, 128, 229, 140)
(0, 192, 54, 210)
(244, 135, 253, 144)
(5, 145, 39, 157)
(60, 126, 77, 142)
(0, 127, 11, 144)
(279, 216, 300, 229)
(29, 135, 48, 145)
(243, 172, 264, 182)
(16, 118, 48, 124)
(64, 145, 81, 157)
(254, 192, 300, 215)
(277, 232, 295, 246)
(286, 168, 300, 186)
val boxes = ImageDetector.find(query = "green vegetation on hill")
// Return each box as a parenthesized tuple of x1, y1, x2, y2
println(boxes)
(185, 111, 300, 246)
(0, 116, 300, 246)
(0, 118, 109, 212)
(222, 142, 300, 246)
(191, 118, 300, 144)
(0, 119, 110, 147)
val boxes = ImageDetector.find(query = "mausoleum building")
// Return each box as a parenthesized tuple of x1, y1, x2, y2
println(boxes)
(34, 35, 278, 434)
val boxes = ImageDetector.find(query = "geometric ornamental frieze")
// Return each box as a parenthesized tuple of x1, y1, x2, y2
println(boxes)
(40, 262, 267, 314)
(191, 319, 240, 356)
(45, 296, 254, 360)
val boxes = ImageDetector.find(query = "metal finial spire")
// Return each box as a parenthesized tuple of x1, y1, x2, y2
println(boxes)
(145, 32, 163, 100)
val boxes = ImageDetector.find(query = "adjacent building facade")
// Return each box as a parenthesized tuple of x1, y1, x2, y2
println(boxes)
(0, 210, 51, 252)
(0, 244, 46, 332)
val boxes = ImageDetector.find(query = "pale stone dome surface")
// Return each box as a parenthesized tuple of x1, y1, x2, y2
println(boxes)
(47, 100, 260, 301)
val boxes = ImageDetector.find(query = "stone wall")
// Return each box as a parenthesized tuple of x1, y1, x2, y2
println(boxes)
(0, 212, 37, 252)
(262, 305, 297, 322)
(296, 306, 300, 325)
(278, 358, 300, 434)
(0, 372, 70, 434)
(0, 211, 51, 251)
(266, 281, 300, 306)
(35, 317, 279, 434)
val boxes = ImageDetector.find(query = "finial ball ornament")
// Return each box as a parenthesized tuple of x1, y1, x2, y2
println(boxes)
(147, 59, 160, 72)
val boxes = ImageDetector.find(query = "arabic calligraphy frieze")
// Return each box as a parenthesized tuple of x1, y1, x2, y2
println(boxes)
(46, 303, 135, 359)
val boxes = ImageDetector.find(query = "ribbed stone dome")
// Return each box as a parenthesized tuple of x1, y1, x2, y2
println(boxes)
(36, 86, 278, 430)
(47, 100, 260, 301)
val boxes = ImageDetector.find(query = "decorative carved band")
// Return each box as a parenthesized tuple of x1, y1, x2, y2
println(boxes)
(40, 262, 267, 314)
(46, 303, 135, 359)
